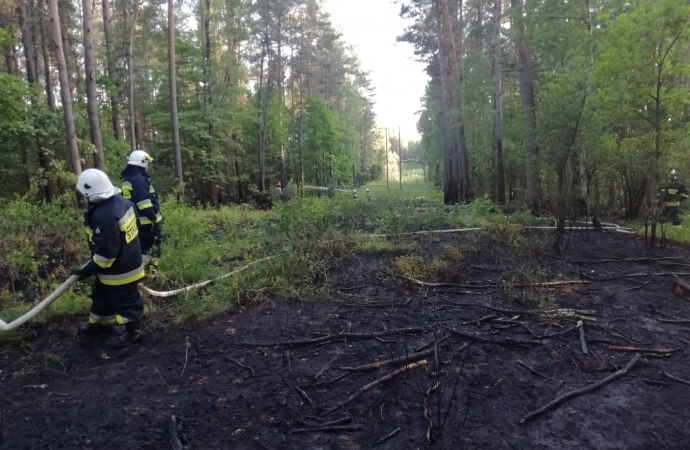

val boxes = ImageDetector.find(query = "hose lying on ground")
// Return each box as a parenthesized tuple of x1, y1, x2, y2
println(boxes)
(140, 256, 274, 298)
(0, 222, 636, 331)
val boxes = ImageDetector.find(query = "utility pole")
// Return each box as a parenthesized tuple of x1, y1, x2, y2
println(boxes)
(385, 128, 389, 190)
(399, 127, 402, 190)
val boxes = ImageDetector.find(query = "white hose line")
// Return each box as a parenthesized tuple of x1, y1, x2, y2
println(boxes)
(139, 256, 275, 298)
(0, 274, 80, 331)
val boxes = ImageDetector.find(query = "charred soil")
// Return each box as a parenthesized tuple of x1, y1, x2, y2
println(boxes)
(1, 230, 690, 449)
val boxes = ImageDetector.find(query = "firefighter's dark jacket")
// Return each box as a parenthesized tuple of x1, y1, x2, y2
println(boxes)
(661, 181, 690, 206)
(84, 194, 145, 286)
(121, 165, 162, 227)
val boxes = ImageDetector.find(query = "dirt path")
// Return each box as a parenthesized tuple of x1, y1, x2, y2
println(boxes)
(1, 231, 689, 449)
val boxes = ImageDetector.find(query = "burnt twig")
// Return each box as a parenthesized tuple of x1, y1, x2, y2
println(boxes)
(169, 415, 183, 450)
(287, 379, 318, 411)
(609, 346, 675, 354)
(290, 424, 361, 434)
(578, 321, 588, 355)
(321, 360, 428, 417)
(173, 337, 190, 380)
(340, 348, 434, 372)
(642, 378, 670, 387)
(519, 353, 641, 424)
(375, 427, 401, 446)
(248, 327, 424, 347)
(516, 360, 549, 379)
(445, 327, 531, 349)
(661, 371, 690, 387)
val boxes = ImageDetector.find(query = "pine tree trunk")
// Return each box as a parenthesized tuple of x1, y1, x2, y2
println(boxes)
(493, 0, 505, 204)
(48, 0, 81, 175)
(38, 6, 56, 201)
(17, 1, 38, 84)
(435, 0, 457, 204)
(102, 0, 122, 141)
(82, 0, 104, 169)
(203, 0, 217, 205)
(124, 3, 139, 151)
(168, 0, 183, 192)
(57, 0, 77, 99)
(39, 10, 55, 108)
(512, 0, 540, 212)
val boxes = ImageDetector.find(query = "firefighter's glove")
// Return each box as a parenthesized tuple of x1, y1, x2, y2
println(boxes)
(71, 260, 99, 281)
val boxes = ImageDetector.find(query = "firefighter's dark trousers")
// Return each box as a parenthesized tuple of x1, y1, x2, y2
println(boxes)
(89, 279, 144, 325)
(663, 204, 682, 226)
(139, 225, 164, 258)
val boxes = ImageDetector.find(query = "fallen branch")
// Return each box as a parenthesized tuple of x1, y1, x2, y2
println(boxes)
(174, 337, 190, 380)
(321, 360, 428, 417)
(441, 299, 595, 319)
(657, 318, 690, 325)
(340, 348, 434, 372)
(585, 272, 690, 282)
(169, 415, 183, 450)
(567, 257, 684, 264)
(375, 427, 401, 446)
(642, 378, 670, 387)
(578, 321, 588, 355)
(519, 353, 641, 424)
(387, 271, 492, 290)
(445, 327, 531, 349)
(516, 360, 549, 379)
(661, 371, 690, 387)
(246, 327, 424, 347)
(609, 346, 675, 354)
(593, 326, 638, 344)
(290, 424, 362, 434)
(287, 380, 318, 411)
(414, 335, 448, 352)
(220, 355, 255, 377)
(314, 355, 339, 380)
(318, 416, 352, 427)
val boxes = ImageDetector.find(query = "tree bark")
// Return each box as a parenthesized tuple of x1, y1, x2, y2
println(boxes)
(124, 2, 139, 151)
(102, 0, 122, 141)
(38, 9, 55, 108)
(493, 0, 505, 204)
(48, 0, 81, 175)
(512, 0, 540, 212)
(17, 0, 38, 84)
(434, 0, 455, 204)
(168, 0, 183, 192)
(203, 0, 218, 204)
(82, 0, 104, 169)
(57, 0, 76, 99)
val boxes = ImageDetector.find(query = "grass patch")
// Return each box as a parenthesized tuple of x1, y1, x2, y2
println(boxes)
(354, 239, 418, 256)
(394, 255, 449, 281)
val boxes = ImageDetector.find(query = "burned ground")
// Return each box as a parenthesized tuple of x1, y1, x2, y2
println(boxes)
(1, 229, 689, 450)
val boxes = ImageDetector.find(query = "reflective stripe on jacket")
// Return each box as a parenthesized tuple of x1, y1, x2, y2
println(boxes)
(84, 195, 145, 286)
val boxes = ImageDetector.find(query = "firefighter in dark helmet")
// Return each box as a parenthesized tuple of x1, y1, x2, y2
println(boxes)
(71, 168, 145, 343)
(121, 150, 163, 260)
(660, 169, 690, 226)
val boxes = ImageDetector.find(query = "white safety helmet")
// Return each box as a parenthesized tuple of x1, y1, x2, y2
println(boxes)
(127, 150, 154, 168)
(76, 169, 121, 203)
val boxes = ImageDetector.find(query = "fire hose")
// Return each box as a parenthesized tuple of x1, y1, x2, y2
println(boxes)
(0, 257, 274, 332)
(0, 223, 634, 331)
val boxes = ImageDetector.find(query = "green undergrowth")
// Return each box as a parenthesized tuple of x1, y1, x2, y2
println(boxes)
(0, 187, 535, 328)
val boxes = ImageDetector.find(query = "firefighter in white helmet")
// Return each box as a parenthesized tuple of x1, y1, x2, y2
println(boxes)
(71, 169, 145, 343)
(121, 150, 164, 260)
